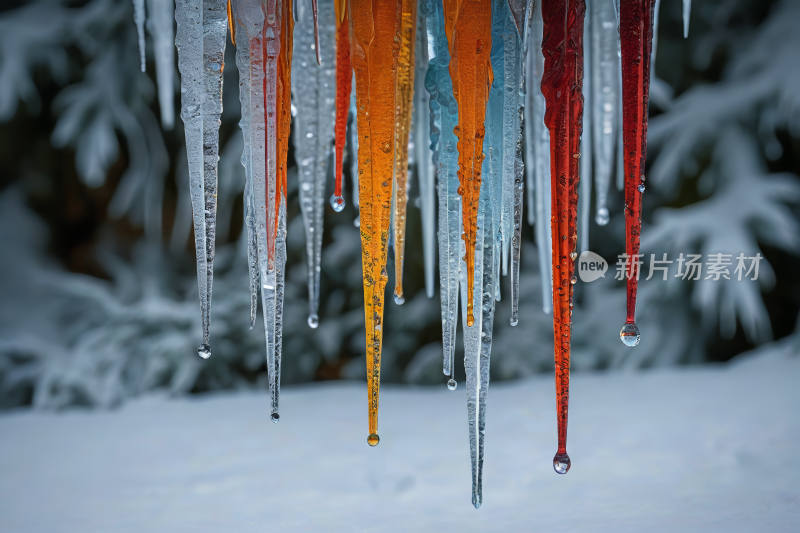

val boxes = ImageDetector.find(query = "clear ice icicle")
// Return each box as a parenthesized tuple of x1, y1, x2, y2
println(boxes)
(292, 0, 335, 328)
(499, 1, 519, 278)
(461, 135, 495, 509)
(425, 0, 459, 382)
(392, 0, 418, 306)
(508, 0, 533, 327)
(525, 0, 552, 314)
(682, 0, 691, 38)
(579, 0, 592, 254)
(148, 0, 175, 129)
(133, 0, 146, 72)
(486, 0, 505, 304)
(591, 0, 619, 226)
(175, 0, 228, 357)
(348, 77, 359, 213)
(541, 0, 586, 475)
(349, 0, 401, 446)
(414, 6, 436, 299)
(233, 13, 259, 329)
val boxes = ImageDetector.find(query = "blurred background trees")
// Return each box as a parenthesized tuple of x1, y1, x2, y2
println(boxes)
(1, 0, 799, 409)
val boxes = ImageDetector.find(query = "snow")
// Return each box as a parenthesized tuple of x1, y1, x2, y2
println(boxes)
(0, 349, 798, 532)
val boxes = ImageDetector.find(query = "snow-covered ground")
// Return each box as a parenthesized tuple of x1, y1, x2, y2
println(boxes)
(1, 348, 798, 533)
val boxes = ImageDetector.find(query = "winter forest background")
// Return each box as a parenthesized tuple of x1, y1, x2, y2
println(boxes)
(1, 0, 799, 410)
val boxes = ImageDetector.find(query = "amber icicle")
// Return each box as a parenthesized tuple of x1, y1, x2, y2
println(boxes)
(349, 0, 401, 447)
(332, 0, 352, 212)
(618, 0, 655, 347)
(391, 0, 418, 305)
(540, 0, 585, 475)
(442, 0, 493, 327)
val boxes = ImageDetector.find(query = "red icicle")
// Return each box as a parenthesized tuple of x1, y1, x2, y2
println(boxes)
(540, 0, 585, 475)
(619, 0, 654, 347)
(332, 0, 351, 210)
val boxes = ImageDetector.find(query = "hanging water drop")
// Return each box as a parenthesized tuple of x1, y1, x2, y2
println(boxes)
(197, 343, 212, 359)
(570, 251, 577, 261)
(447, 378, 457, 391)
(330, 194, 346, 212)
(307, 313, 320, 328)
(553, 452, 571, 474)
(638, 184, 645, 193)
(620, 322, 641, 346)
(393, 291, 405, 305)
(367, 433, 380, 447)
(570, 276, 577, 285)
(271, 412, 280, 423)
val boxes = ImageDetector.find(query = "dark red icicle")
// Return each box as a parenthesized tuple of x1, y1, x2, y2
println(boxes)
(619, 0, 655, 347)
(540, 0, 585, 475)
(332, 0, 351, 211)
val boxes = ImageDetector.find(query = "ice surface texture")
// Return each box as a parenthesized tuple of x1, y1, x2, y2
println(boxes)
(175, 0, 228, 355)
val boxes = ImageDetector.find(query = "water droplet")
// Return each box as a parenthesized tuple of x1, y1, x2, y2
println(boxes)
(638, 184, 646, 193)
(393, 292, 405, 305)
(596, 207, 610, 226)
(353, 215, 360, 228)
(367, 433, 380, 447)
(570, 251, 577, 261)
(197, 344, 211, 359)
(510, 316, 518, 326)
(620, 322, 641, 346)
(330, 194, 345, 212)
(447, 379, 457, 391)
(467, 313, 475, 327)
(570, 276, 577, 285)
(573, 152, 581, 159)
(553, 452, 571, 474)
(307, 314, 319, 328)
(270, 413, 280, 423)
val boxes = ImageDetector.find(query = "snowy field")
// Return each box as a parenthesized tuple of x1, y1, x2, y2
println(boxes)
(1, 348, 798, 533)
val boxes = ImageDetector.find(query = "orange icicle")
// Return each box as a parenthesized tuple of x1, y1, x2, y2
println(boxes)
(391, 0, 418, 305)
(442, 0, 493, 327)
(333, 0, 351, 210)
(349, 0, 401, 447)
(227, 0, 236, 46)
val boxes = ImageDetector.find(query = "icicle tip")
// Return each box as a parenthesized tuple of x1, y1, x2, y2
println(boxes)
(553, 452, 571, 474)
(619, 322, 641, 346)
(197, 344, 212, 359)
(308, 314, 320, 329)
(271, 413, 280, 423)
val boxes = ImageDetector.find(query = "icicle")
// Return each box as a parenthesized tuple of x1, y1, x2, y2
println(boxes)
(618, 0, 654, 347)
(462, 165, 494, 509)
(231, 0, 294, 419)
(133, 0, 146, 72)
(540, 0, 586, 475)
(233, 14, 259, 329)
(176, 0, 228, 358)
(499, 2, 518, 278)
(349, 0, 401, 447)
(148, 0, 175, 129)
(682, 0, 690, 38)
(348, 77, 359, 216)
(425, 0, 460, 385)
(579, 0, 592, 254)
(508, 0, 533, 327)
(443, 0, 492, 328)
(526, 0, 552, 315)
(391, 0, 418, 306)
(486, 0, 505, 304)
(312, 0, 322, 65)
(293, 0, 335, 329)
(591, 0, 618, 226)
(414, 9, 436, 299)
(332, 0, 352, 213)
